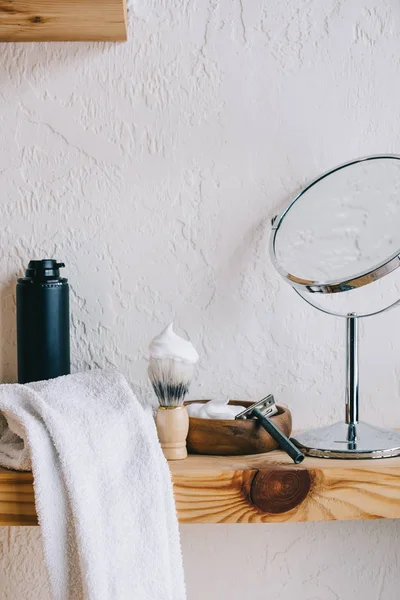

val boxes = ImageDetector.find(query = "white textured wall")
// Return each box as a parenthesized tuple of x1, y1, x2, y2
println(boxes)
(1, 0, 400, 598)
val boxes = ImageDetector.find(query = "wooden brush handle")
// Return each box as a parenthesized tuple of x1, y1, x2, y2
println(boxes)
(156, 406, 189, 460)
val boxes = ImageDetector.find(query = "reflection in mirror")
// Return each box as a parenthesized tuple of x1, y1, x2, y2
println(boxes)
(297, 268, 400, 318)
(274, 157, 400, 286)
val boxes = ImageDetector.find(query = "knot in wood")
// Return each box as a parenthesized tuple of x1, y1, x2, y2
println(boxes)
(251, 469, 311, 514)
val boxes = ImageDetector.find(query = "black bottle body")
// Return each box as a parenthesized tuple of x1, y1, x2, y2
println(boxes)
(17, 260, 70, 384)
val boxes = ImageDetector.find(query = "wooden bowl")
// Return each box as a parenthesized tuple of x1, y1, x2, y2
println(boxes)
(185, 400, 292, 456)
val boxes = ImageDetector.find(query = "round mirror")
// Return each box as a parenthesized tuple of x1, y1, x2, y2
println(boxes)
(271, 155, 400, 296)
(270, 155, 400, 459)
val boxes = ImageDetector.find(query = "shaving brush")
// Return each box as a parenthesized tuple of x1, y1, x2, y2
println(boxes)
(148, 323, 198, 460)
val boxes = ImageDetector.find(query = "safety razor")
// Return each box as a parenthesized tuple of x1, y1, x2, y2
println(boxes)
(235, 395, 304, 464)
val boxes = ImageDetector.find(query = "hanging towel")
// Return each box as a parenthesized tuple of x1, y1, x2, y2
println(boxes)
(0, 370, 186, 600)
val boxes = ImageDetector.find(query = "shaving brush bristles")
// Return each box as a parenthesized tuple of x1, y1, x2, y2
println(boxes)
(148, 358, 195, 407)
(148, 357, 193, 460)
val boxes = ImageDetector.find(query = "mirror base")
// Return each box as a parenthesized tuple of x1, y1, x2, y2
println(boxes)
(291, 421, 400, 459)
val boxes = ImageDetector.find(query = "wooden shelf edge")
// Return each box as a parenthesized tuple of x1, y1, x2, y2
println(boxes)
(172, 452, 400, 523)
(2, 450, 400, 525)
(0, 0, 128, 42)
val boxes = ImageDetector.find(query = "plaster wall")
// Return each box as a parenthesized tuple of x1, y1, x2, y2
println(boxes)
(1, 1, 400, 598)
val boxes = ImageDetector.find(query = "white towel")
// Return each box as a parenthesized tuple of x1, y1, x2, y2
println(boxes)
(0, 370, 186, 600)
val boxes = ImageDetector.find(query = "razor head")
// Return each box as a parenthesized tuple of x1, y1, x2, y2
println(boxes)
(235, 395, 277, 420)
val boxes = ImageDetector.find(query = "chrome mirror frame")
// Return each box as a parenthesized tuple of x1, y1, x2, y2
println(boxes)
(270, 154, 400, 295)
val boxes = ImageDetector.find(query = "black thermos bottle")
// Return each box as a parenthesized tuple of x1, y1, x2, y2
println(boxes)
(17, 259, 70, 384)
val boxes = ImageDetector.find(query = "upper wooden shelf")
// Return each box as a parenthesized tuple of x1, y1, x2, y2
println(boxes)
(1, 450, 400, 525)
(0, 0, 128, 42)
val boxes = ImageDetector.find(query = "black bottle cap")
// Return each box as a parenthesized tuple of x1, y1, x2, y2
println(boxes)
(25, 259, 66, 281)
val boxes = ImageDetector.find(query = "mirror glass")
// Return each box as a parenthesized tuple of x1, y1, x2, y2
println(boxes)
(273, 157, 400, 288)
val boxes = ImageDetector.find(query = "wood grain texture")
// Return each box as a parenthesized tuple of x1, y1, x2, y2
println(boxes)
(186, 402, 292, 455)
(0, 469, 37, 526)
(2, 450, 400, 525)
(171, 452, 400, 523)
(0, 0, 127, 42)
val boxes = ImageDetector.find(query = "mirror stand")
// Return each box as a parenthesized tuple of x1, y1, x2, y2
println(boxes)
(292, 313, 400, 459)
(271, 155, 400, 459)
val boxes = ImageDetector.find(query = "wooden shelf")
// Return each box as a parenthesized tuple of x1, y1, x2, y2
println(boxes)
(0, 0, 128, 42)
(2, 450, 400, 525)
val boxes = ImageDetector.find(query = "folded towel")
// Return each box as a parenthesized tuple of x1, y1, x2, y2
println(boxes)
(0, 370, 186, 600)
